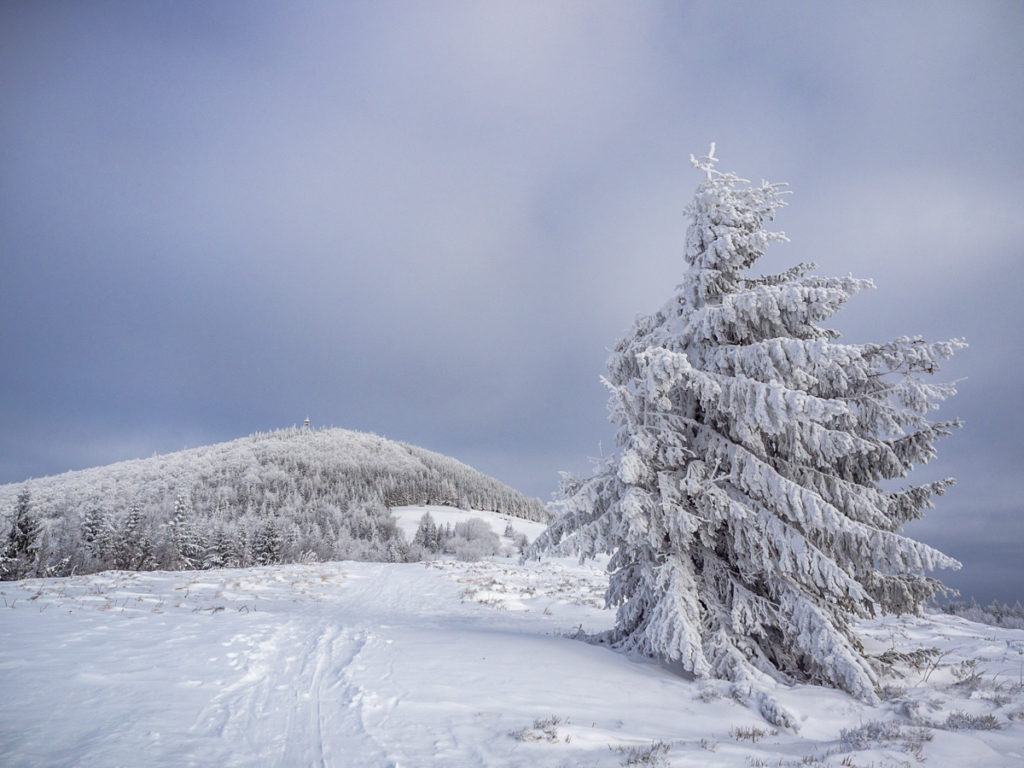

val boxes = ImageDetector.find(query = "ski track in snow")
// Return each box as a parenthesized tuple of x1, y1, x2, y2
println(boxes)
(191, 621, 385, 767)
(176, 564, 428, 767)
(2, 511, 1023, 767)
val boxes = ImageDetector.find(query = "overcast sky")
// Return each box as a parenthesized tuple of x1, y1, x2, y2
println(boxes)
(2, 1, 1021, 603)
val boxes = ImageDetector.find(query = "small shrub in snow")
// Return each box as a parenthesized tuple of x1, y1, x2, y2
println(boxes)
(839, 719, 932, 760)
(615, 740, 670, 767)
(940, 710, 1001, 731)
(878, 683, 909, 700)
(757, 691, 799, 730)
(950, 658, 984, 688)
(874, 647, 942, 676)
(696, 687, 723, 703)
(730, 725, 769, 743)
(510, 715, 565, 743)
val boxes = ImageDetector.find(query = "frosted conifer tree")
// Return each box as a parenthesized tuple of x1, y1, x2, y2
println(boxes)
(167, 494, 204, 570)
(413, 512, 440, 552)
(531, 146, 965, 702)
(116, 505, 153, 570)
(82, 508, 115, 565)
(251, 520, 284, 566)
(203, 528, 232, 570)
(1, 489, 41, 580)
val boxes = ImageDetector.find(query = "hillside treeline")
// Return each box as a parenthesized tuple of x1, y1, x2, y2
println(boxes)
(0, 427, 549, 578)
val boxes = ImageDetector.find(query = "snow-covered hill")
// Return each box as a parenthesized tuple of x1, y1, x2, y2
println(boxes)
(0, 428, 549, 578)
(2, 509, 1021, 767)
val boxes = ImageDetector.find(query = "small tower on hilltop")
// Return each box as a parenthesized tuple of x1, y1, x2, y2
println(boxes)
(302, 416, 311, 430)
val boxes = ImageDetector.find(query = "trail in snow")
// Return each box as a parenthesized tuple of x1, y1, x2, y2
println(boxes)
(190, 621, 384, 767)
(0, 559, 617, 767)
(182, 563, 481, 767)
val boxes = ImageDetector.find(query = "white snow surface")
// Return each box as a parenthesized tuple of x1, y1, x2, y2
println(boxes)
(2, 508, 1022, 767)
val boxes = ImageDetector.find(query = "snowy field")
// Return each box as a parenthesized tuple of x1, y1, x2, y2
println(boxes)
(2, 508, 1022, 767)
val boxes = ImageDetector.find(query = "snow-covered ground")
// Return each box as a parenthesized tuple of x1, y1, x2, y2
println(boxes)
(2, 508, 1022, 767)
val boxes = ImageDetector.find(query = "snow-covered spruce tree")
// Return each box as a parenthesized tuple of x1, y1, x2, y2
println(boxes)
(115, 504, 154, 570)
(1, 488, 42, 580)
(413, 511, 440, 553)
(167, 494, 205, 570)
(81, 507, 116, 567)
(251, 520, 284, 566)
(531, 147, 964, 703)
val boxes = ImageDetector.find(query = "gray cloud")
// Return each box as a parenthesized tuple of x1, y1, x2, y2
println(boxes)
(1, 1, 1021, 601)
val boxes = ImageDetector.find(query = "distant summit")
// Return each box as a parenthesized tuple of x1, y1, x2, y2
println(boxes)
(0, 427, 549, 577)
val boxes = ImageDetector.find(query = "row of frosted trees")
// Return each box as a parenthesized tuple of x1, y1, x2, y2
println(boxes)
(1, 486, 412, 580)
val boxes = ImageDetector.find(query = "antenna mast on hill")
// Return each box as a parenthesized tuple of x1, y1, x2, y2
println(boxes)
(302, 417, 311, 430)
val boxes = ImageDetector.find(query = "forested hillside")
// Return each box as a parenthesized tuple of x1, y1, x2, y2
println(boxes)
(0, 427, 549, 578)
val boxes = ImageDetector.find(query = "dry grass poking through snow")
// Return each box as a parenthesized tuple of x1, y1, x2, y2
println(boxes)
(428, 556, 608, 612)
